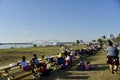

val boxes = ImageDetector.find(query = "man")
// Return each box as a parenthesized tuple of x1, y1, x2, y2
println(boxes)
(106, 40, 119, 74)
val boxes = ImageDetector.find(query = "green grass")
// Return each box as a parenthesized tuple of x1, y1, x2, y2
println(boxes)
(78, 49, 120, 80)
(15, 48, 120, 80)
(0, 45, 85, 66)
(1, 46, 120, 80)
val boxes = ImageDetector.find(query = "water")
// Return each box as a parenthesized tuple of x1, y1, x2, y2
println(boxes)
(0, 42, 63, 49)
(0, 44, 33, 49)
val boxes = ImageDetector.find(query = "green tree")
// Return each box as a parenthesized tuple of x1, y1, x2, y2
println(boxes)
(97, 38, 103, 43)
(119, 34, 120, 36)
(92, 40, 96, 42)
(76, 40, 80, 45)
(33, 44, 37, 47)
(116, 34, 120, 42)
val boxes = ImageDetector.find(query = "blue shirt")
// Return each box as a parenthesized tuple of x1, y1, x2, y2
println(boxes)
(33, 58, 39, 65)
(106, 46, 119, 56)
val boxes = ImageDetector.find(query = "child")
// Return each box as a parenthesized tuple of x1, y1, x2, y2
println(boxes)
(77, 59, 85, 70)
(85, 62, 91, 70)
(34, 63, 52, 76)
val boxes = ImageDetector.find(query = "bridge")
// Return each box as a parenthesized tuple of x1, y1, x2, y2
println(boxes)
(0, 43, 32, 45)
(0, 39, 63, 46)
(32, 39, 63, 46)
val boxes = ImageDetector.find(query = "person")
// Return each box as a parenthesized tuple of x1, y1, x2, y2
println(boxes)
(77, 59, 85, 70)
(65, 53, 70, 66)
(48, 55, 55, 63)
(106, 40, 119, 74)
(30, 54, 39, 73)
(31, 54, 39, 66)
(58, 51, 64, 58)
(34, 62, 52, 77)
(18, 56, 30, 71)
(57, 51, 65, 65)
(85, 61, 91, 70)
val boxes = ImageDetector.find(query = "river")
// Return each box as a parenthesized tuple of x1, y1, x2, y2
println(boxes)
(0, 44, 33, 49)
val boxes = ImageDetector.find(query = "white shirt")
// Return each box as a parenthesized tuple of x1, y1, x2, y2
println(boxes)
(66, 56, 70, 61)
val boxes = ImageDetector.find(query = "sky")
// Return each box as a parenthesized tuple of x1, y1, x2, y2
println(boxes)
(0, 0, 120, 43)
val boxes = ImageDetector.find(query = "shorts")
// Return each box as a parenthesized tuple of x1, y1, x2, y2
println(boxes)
(106, 56, 119, 65)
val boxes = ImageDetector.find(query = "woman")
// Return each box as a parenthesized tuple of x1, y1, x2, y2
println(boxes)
(18, 56, 30, 71)
(106, 40, 119, 74)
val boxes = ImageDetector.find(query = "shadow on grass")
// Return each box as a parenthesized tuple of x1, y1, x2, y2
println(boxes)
(37, 58, 89, 80)
(14, 49, 104, 80)
(40, 69, 89, 80)
(15, 72, 33, 80)
(64, 76, 89, 80)
(91, 64, 109, 71)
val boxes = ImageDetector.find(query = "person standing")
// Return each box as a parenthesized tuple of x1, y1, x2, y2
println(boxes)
(106, 40, 119, 74)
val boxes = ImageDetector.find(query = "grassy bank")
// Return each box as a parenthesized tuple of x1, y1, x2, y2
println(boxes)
(1, 46, 120, 80)
(0, 45, 85, 66)
(15, 48, 120, 80)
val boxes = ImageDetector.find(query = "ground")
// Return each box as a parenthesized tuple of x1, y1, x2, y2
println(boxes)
(14, 49, 120, 80)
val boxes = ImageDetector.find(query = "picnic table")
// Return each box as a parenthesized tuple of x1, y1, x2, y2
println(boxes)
(0, 64, 21, 80)
(0, 55, 59, 80)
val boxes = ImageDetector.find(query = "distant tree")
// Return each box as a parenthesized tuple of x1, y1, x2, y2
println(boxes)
(97, 38, 103, 43)
(102, 35, 106, 40)
(33, 44, 37, 47)
(76, 40, 80, 45)
(116, 34, 120, 42)
(119, 33, 120, 36)
(92, 40, 96, 42)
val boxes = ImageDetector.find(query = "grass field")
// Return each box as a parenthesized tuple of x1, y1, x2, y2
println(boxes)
(14, 48, 120, 80)
(1, 45, 120, 80)
(0, 45, 85, 66)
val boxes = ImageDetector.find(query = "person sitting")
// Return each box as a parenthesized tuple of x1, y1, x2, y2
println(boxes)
(34, 63, 52, 77)
(60, 52, 70, 70)
(85, 61, 91, 70)
(70, 51, 73, 65)
(57, 51, 65, 65)
(32, 54, 39, 66)
(77, 59, 85, 70)
(30, 54, 40, 73)
(48, 55, 56, 63)
(18, 56, 30, 71)
(65, 53, 70, 66)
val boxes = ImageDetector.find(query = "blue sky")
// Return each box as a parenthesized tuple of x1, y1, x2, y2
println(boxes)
(0, 0, 120, 42)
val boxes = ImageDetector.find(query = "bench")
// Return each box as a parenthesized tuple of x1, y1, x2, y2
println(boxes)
(0, 65, 22, 80)
(0, 55, 59, 80)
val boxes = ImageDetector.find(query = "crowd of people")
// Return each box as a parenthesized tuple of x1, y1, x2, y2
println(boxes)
(17, 54, 53, 78)
(16, 43, 102, 79)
